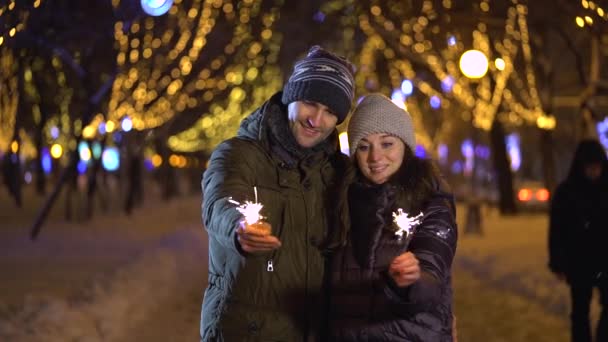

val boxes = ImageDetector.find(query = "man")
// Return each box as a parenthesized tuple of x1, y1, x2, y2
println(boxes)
(200, 46, 355, 341)
(549, 139, 608, 342)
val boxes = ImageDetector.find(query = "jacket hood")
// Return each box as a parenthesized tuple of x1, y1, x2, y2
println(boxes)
(567, 139, 608, 186)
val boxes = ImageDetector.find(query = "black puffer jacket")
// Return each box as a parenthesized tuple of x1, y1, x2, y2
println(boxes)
(328, 165, 458, 341)
(548, 144, 608, 280)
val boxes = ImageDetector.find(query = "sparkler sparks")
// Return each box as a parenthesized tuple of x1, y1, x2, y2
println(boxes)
(229, 186, 264, 225)
(392, 209, 423, 240)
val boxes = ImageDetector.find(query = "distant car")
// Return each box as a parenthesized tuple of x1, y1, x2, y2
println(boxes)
(515, 180, 550, 212)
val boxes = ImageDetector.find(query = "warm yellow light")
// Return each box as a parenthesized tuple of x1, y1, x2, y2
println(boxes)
(10, 141, 19, 153)
(151, 154, 162, 167)
(494, 58, 506, 71)
(585, 16, 593, 25)
(576, 16, 585, 27)
(106, 121, 116, 133)
(82, 125, 96, 139)
(536, 115, 556, 130)
(50, 144, 63, 159)
(459, 50, 488, 79)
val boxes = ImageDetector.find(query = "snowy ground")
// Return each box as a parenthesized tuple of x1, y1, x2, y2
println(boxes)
(0, 187, 602, 341)
(0, 188, 207, 342)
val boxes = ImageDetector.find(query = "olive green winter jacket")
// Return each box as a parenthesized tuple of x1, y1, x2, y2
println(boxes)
(200, 92, 348, 341)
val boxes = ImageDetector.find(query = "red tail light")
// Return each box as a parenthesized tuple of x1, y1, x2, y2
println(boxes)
(518, 189, 532, 201)
(536, 188, 550, 201)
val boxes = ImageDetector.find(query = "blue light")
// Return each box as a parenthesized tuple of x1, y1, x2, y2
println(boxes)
(50, 126, 59, 139)
(144, 158, 154, 171)
(475, 145, 491, 160)
(313, 11, 326, 23)
(401, 80, 413, 96)
(391, 89, 405, 102)
(77, 160, 88, 174)
(24, 171, 32, 184)
(114, 132, 122, 143)
(448, 35, 457, 46)
(102, 147, 120, 172)
(42, 148, 52, 174)
(78, 141, 91, 161)
(597, 117, 608, 151)
(506, 133, 521, 171)
(451, 161, 463, 174)
(390, 89, 407, 109)
(461, 139, 474, 175)
(121, 117, 133, 132)
(98, 122, 106, 135)
(438, 144, 448, 165)
(141, 0, 173, 16)
(415, 145, 426, 158)
(92, 142, 102, 159)
(441, 76, 454, 93)
(430, 96, 441, 109)
(461, 139, 474, 158)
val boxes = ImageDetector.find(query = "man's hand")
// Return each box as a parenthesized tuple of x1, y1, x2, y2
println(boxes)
(388, 251, 421, 287)
(236, 221, 282, 254)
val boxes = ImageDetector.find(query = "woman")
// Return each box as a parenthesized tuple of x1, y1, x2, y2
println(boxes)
(327, 93, 458, 341)
(549, 139, 608, 342)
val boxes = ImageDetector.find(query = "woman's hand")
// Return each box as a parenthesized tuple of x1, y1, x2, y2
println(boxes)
(388, 251, 421, 287)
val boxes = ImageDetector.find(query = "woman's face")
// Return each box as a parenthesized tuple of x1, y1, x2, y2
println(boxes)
(355, 133, 406, 184)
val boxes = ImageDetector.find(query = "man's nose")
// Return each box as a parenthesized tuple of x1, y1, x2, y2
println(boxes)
(307, 109, 324, 127)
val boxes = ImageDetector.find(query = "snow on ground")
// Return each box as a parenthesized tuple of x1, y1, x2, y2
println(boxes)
(0, 189, 207, 342)
(453, 205, 601, 341)
(0, 187, 602, 341)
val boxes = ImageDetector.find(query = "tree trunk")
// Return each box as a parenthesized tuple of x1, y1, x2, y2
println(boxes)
(464, 126, 483, 235)
(34, 123, 47, 195)
(124, 153, 144, 215)
(539, 128, 557, 193)
(490, 119, 517, 215)
(2, 152, 22, 207)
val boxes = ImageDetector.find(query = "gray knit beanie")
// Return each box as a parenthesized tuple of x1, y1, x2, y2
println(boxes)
(282, 46, 355, 124)
(347, 93, 416, 157)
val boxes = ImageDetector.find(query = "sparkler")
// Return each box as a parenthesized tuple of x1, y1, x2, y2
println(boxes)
(392, 209, 423, 247)
(229, 186, 264, 225)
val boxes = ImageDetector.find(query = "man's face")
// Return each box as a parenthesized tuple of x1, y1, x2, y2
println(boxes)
(287, 101, 338, 148)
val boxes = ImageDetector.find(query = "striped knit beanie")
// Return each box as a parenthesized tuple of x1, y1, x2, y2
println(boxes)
(281, 46, 355, 124)
(347, 93, 416, 157)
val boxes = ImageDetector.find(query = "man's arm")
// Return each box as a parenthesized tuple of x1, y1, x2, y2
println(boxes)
(202, 139, 280, 254)
(202, 139, 255, 253)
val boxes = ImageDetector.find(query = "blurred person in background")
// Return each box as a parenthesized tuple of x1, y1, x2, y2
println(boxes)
(549, 138, 608, 342)
(326, 93, 458, 341)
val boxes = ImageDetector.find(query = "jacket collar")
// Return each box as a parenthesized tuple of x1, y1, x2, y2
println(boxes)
(237, 91, 340, 168)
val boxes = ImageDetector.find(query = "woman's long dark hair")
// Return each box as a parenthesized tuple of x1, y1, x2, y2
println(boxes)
(324, 144, 449, 252)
